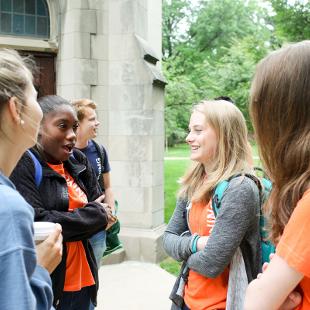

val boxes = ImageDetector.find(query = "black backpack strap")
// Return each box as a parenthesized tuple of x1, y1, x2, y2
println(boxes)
(91, 139, 105, 190)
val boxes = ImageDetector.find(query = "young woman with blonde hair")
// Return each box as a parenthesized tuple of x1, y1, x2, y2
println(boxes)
(163, 99, 261, 310)
(0, 49, 62, 309)
(244, 41, 310, 309)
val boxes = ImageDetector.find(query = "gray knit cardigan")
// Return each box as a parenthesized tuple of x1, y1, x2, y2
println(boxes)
(163, 176, 262, 309)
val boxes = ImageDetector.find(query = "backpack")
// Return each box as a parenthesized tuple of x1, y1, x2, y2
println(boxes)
(211, 169, 275, 265)
(91, 139, 105, 191)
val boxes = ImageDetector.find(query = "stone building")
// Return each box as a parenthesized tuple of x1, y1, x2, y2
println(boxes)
(0, 0, 166, 263)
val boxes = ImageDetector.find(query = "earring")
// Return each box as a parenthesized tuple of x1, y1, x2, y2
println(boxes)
(20, 119, 25, 126)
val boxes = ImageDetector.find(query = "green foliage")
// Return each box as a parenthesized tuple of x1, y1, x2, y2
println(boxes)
(271, 0, 310, 42)
(190, 0, 259, 57)
(163, 0, 308, 144)
(162, 0, 193, 58)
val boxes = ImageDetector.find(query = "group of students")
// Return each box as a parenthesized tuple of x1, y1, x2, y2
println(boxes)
(0, 49, 117, 309)
(0, 40, 309, 310)
(164, 40, 310, 310)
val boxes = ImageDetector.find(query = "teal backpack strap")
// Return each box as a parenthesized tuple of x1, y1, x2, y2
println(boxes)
(212, 180, 229, 217)
(212, 174, 243, 216)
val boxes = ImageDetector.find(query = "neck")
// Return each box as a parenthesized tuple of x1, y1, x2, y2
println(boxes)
(0, 141, 23, 177)
(75, 136, 89, 149)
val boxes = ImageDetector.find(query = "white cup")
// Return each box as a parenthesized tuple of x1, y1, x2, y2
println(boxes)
(33, 222, 56, 244)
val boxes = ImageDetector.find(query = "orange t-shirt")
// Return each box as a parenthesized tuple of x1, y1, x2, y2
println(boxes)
(184, 200, 228, 310)
(48, 163, 95, 292)
(277, 188, 310, 310)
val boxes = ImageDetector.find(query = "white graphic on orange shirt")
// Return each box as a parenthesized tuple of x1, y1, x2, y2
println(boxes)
(64, 173, 88, 204)
(206, 204, 216, 233)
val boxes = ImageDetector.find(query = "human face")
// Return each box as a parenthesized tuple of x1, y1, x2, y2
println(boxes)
(21, 82, 43, 149)
(78, 107, 100, 140)
(39, 105, 79, 163)
(186, 111, 218, 167)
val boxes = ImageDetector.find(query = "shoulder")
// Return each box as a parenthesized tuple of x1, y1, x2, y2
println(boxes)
(0, 186, 34, 249)
(0, 185, 33, 218)
(176, 198, 189, 210)
(92, 139, 108, 155)
(226, 175, 260, 197)
(220, 175, 260, 212)
(14, 151, 35, 171)
(72, 148, 88, 163)
(284, 189, 310, 226)
(10, 151, 36, 183)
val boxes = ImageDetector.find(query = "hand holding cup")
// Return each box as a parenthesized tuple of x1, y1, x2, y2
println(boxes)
(35, 223, 63, 274)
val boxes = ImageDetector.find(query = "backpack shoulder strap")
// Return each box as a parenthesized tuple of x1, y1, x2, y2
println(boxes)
(212, 180, 230, 217)
(211, 173, 259, 217)
(91, 139, 106, 190)
(92, 139, 105, 168)
(27, 149, 42, 188)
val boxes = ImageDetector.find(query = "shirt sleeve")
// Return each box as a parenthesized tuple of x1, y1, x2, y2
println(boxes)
(0, 187, 53, 310)
(276, 190, 310, 277)
(163, 199, 193, 262)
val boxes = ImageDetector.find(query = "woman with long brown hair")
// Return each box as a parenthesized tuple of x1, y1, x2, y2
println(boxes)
(244, 41, 310, 309)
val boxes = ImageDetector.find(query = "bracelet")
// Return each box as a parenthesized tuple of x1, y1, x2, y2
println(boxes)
(191, 235, 200, 253)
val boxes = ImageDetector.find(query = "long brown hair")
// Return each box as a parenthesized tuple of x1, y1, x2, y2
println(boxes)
(179, 100, 253, 203)
(250, 41, 310, 243)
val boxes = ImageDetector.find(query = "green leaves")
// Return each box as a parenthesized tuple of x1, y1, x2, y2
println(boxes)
(163, 0, 308, 145)
(271, 0, 310, 42)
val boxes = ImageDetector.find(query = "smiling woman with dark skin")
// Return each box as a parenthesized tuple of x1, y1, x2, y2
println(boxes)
(10, 95, 115, 310)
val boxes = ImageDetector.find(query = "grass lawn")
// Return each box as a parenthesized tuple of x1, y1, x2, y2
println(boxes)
(160, 142, 262, 276)
(164, 159, 190, 222)
(165, 143, 190, 158)
(162, 144, 189, 276)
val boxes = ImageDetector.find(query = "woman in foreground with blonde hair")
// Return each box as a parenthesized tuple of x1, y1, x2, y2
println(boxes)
(0, 49, 62, 309)
(163, 99, 261, 310)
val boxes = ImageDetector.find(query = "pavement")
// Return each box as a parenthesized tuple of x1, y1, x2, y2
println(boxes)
(96, 261, 176, 310)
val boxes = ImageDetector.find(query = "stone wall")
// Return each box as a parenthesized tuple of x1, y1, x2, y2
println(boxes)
(57, 0, 166, 263)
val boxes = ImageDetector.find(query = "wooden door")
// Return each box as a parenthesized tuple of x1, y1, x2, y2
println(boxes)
(19, 51, 56, 98)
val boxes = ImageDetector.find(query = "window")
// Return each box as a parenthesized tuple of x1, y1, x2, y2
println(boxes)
(0, 0, 49, 38)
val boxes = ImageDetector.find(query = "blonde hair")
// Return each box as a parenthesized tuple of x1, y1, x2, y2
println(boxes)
(179, 100, 253, 202)
(250, 41, 310, 243)
(0, 49, 33, 112)
(71, 98, 97, 122)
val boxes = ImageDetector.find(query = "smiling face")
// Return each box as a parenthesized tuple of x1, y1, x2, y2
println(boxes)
(186, 110, 218, 167)
(77, 106, 100, 140)
(39, 104, 79, 163)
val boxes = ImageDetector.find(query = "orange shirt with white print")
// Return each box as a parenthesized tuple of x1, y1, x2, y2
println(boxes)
(48, 163, 95, 292)
(277, 188, 310, 310)
(184, 200, 228, 310)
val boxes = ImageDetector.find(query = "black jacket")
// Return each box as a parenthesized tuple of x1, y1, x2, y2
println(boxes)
(10, 148, 109, 307)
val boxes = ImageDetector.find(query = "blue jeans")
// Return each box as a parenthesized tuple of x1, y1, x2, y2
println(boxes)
(57, 286, 92, 310)
(89, 230, 107, 268)
(89, 230, 106, 310)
